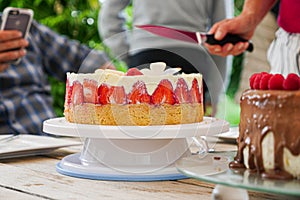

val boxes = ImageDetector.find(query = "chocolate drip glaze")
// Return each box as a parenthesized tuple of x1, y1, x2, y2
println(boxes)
(230, 89, 300, 179)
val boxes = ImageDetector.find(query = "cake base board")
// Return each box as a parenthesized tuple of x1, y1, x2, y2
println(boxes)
(57, 153, 187, 181)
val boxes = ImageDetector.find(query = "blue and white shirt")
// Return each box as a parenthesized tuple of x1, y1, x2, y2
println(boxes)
(0, 19, 109, 134)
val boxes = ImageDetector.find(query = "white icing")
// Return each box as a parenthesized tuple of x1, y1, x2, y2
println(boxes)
(140, 62, 181, 76)
(67, 62, 202, 95)
(140, 62, 166, 76)
(163, 68, 182, 75)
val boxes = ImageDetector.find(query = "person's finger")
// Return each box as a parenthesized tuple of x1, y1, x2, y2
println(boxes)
(209, 24, 226, 41)
(214, 27, 227, 41)
(210, 19, 234, 40)
(0, 49, 27, 63)
(222, 42, 248, 56)
(233, 42, 248, 55)
(204, 44, 225, 57)
(223, 43, 234, 52)
(0, 39, 28, 52)
(0, 30, 22, 42)
(208, 22, 221, 34)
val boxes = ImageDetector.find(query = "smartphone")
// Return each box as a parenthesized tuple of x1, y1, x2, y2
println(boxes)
(0, 7, 34, 64)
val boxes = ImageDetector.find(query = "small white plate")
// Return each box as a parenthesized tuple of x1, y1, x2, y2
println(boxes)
(57, 153, 187, 181)
(215, 127, 239, 143)
(0, 135, 81, 159)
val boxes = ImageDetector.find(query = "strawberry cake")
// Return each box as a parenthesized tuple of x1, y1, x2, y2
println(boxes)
(230, 72, 300, 179)
(64, 62, 204, 126)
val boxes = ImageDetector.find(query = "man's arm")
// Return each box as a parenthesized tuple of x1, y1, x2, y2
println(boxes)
(205, 0, 277, 57)
(241, 0, 277, 27)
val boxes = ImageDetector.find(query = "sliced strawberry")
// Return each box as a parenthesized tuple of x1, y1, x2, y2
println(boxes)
(174, 78, 189, 103)
(83, 79, 98, 104)
(189, 78, 202, 103)
(283, 73, 300, 90)
(98, 83, 113, 104)
(126, 68, 143, 76)
(151, 79, 176, 105)
(259, 73, 273, 90)
(110, 86, 127, 104)
(65, 79, 73, 105)
(139, 91, 151, 103)
(128, 81, 151, 104)
(71, 81, 84, 105)
(268, 74, 284, 90)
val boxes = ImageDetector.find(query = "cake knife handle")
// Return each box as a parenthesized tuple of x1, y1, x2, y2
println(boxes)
(206, 34, 254, 52)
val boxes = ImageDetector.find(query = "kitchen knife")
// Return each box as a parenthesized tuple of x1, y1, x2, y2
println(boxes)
(136, 24, 253, 52)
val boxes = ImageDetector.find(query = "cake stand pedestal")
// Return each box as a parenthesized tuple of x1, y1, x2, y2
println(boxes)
(43, 117, 229, 181)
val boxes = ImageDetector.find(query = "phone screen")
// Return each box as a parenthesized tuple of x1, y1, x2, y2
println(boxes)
(4, 10, 31, 37)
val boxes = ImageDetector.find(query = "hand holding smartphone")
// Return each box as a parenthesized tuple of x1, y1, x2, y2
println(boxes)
(0, 7, 33, 64)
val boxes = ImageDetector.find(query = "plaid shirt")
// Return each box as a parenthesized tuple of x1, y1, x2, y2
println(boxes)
(0, 19, 109, 134)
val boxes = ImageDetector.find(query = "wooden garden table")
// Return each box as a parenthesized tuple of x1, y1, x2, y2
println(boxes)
(0, 137, 289, 200)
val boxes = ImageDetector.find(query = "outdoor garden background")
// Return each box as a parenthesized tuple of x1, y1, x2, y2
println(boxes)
(0, 0, 247, 126)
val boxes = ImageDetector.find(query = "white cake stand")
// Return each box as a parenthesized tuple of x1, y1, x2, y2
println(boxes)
(43, 117, 229, 181)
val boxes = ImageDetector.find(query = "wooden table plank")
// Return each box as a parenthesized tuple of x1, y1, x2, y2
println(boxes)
(0, 161, 214, 200)
(0, 187, 43, 200)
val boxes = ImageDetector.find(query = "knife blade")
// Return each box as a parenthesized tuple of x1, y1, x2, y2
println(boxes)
(136, 24, 253, 52)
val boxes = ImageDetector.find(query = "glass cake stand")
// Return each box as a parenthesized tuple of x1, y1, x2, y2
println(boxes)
(43, 117, 229, 181)
(176, 152, 300, 199)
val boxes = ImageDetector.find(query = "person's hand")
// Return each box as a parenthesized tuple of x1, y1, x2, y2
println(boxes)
(100, 61, 116, 70)
(0, 30, 28, 71)
(204, 15, 256, 57)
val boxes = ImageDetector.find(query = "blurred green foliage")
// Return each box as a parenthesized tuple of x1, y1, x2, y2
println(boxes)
(0, 0, 245, 118)
(0, 0, 101, 47)
(226, 53, 244, 99)
(234, 0, 245, 16)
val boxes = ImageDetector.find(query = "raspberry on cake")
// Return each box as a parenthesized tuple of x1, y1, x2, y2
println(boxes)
(64, 62, 204, 126)
(230, 72, 300, 179)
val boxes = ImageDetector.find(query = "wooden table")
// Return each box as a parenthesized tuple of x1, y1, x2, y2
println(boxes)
(0, 137, 291, 200)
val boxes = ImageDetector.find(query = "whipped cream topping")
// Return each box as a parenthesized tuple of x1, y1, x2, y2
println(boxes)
(67, 62, 202, 95)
